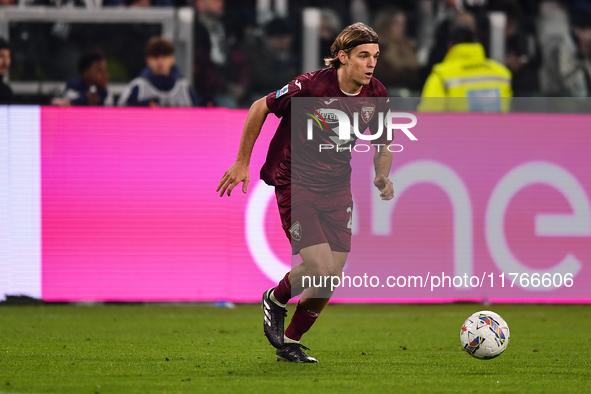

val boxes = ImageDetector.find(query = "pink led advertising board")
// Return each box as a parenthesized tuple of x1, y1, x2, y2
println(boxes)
(39, 108, 590, 302)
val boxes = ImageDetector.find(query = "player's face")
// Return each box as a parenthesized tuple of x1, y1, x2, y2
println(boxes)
(0, 48, 11, 76)
(84, 60, 109, 90)
(146, 55, 175, 77)
(341, 44, 379, 87)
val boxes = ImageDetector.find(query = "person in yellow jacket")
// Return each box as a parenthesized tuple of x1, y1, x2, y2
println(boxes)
(418, 26, 512, 112)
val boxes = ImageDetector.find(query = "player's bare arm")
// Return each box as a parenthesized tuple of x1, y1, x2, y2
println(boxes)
(217, 97, 271, 197)
(373, 145, 394, 200)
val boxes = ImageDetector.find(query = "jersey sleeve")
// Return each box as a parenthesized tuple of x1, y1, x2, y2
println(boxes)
(265, 76, 306, 119)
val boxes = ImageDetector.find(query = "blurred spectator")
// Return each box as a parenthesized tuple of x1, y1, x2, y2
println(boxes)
(192, 0, 249, 107)
(243, 18, 298, 101)
(103, 0, 173, 7)
(373, 7, 420, 92)
(540, 0, 591, 96)
(496, 0, 540, 96)
(0, 38, 12, 105)
(52, 50, 113, 107)
(31, 0, 85, 6)
(118, 37, 198, 107)
(564, 1, 591, 96)
(421, 4, 490, 87)
(425, 11, 478, 72)
(0, 0, 16, 5)
(319, 8, 342, 68)
(418, 26, 512, 112)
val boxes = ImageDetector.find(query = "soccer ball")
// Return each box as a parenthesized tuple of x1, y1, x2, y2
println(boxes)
(460, 310, 510, 359)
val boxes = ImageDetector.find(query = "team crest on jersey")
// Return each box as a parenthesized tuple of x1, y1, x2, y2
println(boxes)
(361, 105, 376, 123)
(289, 221, 302, 241)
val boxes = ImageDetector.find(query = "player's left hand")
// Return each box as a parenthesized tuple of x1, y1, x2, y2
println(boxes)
(374, 174, 394, 200)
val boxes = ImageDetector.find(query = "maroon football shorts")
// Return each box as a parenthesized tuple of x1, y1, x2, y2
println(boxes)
(275, 184, 353, 255)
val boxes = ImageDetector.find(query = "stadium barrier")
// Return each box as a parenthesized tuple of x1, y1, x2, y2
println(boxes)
(0, 7, 194, 96)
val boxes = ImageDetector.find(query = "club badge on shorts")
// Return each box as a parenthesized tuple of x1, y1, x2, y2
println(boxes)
(289, 221, 302, 241)
(361, 104, 376, 123)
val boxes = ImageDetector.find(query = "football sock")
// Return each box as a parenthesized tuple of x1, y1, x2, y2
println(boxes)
(272, 272, 292, 305)
(269, 291, 286, 308)
(284, 301, 320, 342)
(284, 335, 299, 344)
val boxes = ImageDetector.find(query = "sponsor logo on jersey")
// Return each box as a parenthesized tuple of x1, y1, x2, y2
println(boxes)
(295, 80, 302, 90)
(276, 84, 289, 98)
(289, 221, 302, 241)
(315, 108, 340, 124)
(323, 98, 338, 105)
(361, 105, 376, 123)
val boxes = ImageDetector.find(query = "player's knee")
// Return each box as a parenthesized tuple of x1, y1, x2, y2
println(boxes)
(307, 265, 330, 279)
(313, 265, 341, 279)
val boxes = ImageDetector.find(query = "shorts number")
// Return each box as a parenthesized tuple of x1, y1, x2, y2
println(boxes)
(346, 207, 352, 229)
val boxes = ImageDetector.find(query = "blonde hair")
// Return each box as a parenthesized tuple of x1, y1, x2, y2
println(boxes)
(324, 22, 379, 69)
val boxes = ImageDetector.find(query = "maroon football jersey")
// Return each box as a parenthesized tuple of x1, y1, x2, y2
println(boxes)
(263, 67, 390, 192)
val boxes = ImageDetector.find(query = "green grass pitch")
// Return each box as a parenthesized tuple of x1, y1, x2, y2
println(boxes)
(0, 303, 589, 393)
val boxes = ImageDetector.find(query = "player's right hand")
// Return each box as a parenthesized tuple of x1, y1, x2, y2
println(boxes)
(216, 162, 249, 197)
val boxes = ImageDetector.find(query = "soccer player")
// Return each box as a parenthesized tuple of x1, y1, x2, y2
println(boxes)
(217, 22, 394, 363)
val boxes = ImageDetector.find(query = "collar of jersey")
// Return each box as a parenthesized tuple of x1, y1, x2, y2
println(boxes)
(340, 88, 361, 96)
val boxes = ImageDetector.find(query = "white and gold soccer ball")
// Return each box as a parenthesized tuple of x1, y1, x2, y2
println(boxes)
(460, 310, 510, 359)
